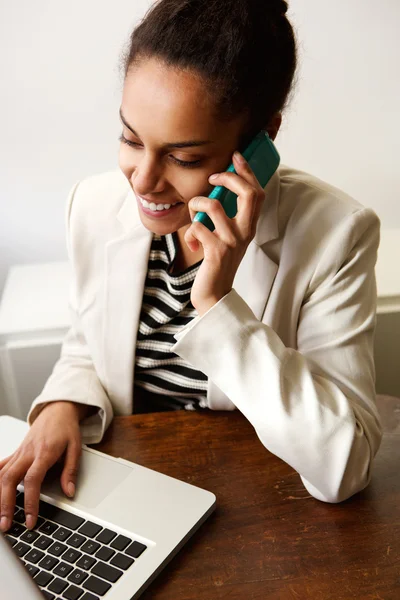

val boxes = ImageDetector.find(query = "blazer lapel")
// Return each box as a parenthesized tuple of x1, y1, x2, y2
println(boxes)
(206, 169, 281, 410)
(103, 187, 152, 414)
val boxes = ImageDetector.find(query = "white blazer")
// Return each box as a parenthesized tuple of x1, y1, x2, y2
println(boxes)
(28, 165, 382, 503)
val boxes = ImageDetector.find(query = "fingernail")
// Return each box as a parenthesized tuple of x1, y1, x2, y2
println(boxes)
(67, 482, 75, 498)
(26, 514, 35, 529)
(0, 516, 10, 531)
(234, 151, 245, 163)
(209, 173, 219, 180)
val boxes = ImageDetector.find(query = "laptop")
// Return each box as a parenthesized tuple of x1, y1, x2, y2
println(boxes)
(0, 415, 216, 599)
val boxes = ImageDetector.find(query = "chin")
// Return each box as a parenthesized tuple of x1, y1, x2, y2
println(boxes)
(139, 215, 190, 237)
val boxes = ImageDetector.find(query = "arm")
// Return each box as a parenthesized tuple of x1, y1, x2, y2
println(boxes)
(171, 208, 382, 503)
(27, 181, 113, 444)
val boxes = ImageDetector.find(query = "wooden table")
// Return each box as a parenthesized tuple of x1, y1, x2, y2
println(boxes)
(93, 395, 400, 600)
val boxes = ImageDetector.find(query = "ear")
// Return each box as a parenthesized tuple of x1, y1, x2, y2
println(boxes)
(265, 113, 282, 141)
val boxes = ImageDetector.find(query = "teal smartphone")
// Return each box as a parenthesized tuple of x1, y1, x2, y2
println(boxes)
(193, 130, 280, 231)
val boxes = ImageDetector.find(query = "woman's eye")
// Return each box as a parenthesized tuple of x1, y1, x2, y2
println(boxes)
(118, 134, 142, 148)
(172, 157, 202, 168)
(118, 134, 202, 168)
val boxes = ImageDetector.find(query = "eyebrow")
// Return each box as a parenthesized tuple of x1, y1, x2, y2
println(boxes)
(119, 109, 213, 149)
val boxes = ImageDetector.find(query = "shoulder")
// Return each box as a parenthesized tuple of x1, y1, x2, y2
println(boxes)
(67, 168, 130, 223)
(65, 169, 134, 252)
(276, 164, 380, 243)
(273, 165, 381, 289)
(278, 164, 368, 217)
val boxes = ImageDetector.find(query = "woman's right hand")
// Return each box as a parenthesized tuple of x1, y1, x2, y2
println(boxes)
(0, 400, 88, 532)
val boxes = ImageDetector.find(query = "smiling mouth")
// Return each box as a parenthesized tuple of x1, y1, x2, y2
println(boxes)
(135, 192, 184, 214)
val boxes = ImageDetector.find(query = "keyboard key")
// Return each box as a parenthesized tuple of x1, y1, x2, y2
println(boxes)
(63, 584, 84, 599)
(42, 591, 55, 600)
(48, 577, 69, 594)
(78, 521, 102, 538)
(83, 575, 111, 596)
(48, 541, 68, 557)
(25, 548, 45, 564)
(125, 540, 147, 558)
(38, 555, 59, 571)
(62, 548, 82, 563)
(68, 568, 89, 585)
(81, 540, 100, 555)
(110, 534, 131, 551)
(110, 552, 134, 570)
(54, 527, 73, 542)
(15, 493, 44, 525)
(13, 541, 30, 557)
(21, 530, 40, 544)
(68, 533, 86, 548)
(31, 516, 45, 530)
(25, 563, 40, 577)
(53, 561, 74, 578)
(34, 569, 54, 587)
(39, 501, 85, 531)
(94, 546, 115, 562)
(76, 555, 97, 571)
(91, 561, 123, 583)
(14, 508, 26, 523)
(40, 521, 59, 536)
(81, 594, 100, 600)
(4, 535, 17, 547)
(8, 522, 26, 537)
(34, 535, 53, 550)
(95, 528, 117, 545)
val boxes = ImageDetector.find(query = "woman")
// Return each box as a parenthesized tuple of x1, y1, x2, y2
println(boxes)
(0, 0, 381, 533)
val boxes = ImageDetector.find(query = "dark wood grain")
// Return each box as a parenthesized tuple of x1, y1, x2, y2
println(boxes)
(92, 395, 400, 600)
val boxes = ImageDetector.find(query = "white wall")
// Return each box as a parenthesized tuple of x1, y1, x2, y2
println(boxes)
(1, 0, 399, 294)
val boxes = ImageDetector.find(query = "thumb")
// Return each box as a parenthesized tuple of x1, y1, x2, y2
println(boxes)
(60, 439, 81, 498)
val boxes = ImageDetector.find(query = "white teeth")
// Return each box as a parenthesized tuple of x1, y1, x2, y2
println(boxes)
(137, 195, 176, 212)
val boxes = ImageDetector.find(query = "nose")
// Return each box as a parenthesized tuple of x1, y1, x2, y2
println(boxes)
(132, 151, 166, 196)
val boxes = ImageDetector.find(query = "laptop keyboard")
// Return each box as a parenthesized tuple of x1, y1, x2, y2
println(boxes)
(4, 490, 147, 599)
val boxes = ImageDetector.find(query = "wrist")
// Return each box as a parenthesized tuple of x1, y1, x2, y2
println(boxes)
(43, 400, 91, 422)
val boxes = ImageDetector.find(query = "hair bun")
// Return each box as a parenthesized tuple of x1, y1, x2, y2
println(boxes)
(268, 0, 288, 17)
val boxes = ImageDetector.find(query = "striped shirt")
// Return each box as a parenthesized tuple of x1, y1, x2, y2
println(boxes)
(134, 231, 209, 411)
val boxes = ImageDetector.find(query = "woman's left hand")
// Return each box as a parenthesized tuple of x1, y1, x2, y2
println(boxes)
(185, 151, 266, 316)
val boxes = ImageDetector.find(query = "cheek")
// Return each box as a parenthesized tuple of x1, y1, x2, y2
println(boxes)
(176, 171, 214, 203)
(118, 146, 133, 178)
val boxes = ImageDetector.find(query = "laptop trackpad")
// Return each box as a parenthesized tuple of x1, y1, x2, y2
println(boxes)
(41, 448, 132, 509)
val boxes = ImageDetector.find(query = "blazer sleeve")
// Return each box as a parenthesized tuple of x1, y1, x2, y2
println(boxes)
(171, 207, 382, 503)
(26, 181, 114, 444)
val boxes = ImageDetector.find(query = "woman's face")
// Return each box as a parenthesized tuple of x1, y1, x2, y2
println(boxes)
(119, 57, 247, 236)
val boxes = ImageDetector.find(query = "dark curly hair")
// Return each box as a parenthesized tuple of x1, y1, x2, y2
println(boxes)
(121, 0, 297, 149)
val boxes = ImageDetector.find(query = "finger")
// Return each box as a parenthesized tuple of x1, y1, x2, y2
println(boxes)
(185, 220, 222, 257)
(60, 438, 82, 499)
(0, 457, 31, 532)
(24, 459, 55, 529)
(206, 168, 262, 231)
(0, 454, 22, 518)
(188, 197, 237, 244)
(233, 151, 264, 189)
(232, 152, 266, 228)
(0, 454, 15, 471)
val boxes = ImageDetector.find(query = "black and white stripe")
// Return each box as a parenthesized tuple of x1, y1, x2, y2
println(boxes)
(134, 231, 208, 411)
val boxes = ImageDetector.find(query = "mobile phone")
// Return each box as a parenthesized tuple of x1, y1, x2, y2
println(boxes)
(193, 130, 280, 231)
